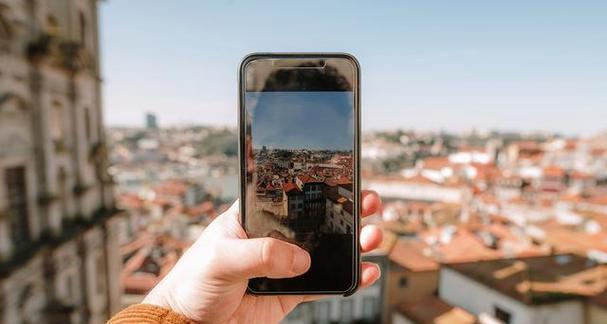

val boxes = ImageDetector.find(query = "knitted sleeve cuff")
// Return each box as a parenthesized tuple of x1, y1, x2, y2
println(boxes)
(107, 303, 196, 324)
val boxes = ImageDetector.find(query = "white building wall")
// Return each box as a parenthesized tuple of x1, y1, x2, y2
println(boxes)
(392, 313, 415, 324)
(439, 267, 584, 324)
(366, 180, 463, 203)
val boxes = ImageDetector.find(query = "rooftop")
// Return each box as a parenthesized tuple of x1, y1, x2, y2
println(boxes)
(446, 254, 607, 305)
(283, 182, 302, 194)
(296, 174, 323, 184)
(389, 239, 439, 272)
(395, 296, 476, 324)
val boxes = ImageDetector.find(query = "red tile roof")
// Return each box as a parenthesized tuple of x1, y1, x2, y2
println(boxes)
(543, 165, 565, 178)
(153, 180, 190, 197)
(421, 157, 451, 170)
(297, 174, 323, 184)
(396, 296, 476, 324)
(389, 239, 439, 272)
(283, 182, 302, 193)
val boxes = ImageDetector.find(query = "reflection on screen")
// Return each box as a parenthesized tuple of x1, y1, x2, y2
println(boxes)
(245, 90, 355, 292)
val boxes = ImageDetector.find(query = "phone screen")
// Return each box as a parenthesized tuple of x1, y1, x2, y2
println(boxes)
(240, 55, 359, 293)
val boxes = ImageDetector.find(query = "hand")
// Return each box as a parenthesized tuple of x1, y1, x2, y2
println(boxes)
(143, 191, 383, 324)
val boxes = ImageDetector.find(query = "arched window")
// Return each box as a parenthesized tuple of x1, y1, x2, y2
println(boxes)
(46, 15, 60, 36)
(58, 167, 68, 216)
(50, 100, 63, 141)
(5, 166, 31, 244)
(78, 11, 86, 46)
(0, 13, 12, 53)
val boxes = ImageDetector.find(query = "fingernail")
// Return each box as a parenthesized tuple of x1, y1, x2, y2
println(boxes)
(292, 248, 311, 274)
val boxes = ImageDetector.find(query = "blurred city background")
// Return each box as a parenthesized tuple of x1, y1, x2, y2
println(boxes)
(1, 1, 607, 323)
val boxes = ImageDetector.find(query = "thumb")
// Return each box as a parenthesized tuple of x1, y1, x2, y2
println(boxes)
(220, 237, 311, 279)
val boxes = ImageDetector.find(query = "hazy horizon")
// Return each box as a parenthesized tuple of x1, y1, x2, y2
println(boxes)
(106, 120, 606, 139)
(101, 1, 607, 136)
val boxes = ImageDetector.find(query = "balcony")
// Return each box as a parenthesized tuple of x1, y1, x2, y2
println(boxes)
(0, 206, 121, 278)
(27, 33, 94, 73)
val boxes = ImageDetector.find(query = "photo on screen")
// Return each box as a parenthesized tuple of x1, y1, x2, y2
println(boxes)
(244, 90, 355, 291)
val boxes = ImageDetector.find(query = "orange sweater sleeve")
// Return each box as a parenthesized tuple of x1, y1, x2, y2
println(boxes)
(107, 304, 196, 324)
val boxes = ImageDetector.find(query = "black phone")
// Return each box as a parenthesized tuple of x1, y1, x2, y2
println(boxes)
(238, 53, 361, 295)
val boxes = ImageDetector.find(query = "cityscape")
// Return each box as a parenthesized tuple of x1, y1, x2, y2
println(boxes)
(250, 147, 354, 240)
(1, 0, 607, 324)
(106, 122, 607, 324)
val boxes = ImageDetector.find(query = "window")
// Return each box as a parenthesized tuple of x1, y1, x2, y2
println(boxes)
(0, 13, 11, 53)
(340, 299, 353, 323)
(494, 305, 511, 324)
(362, 297, 376, 321)
(58, 167, 68, 215)
(78, 11, 86, 46)
(65, 273, 75, 303)
(46, 15, 60, 36)
(5, 166, 30, 244)
(95, 252, 106, 294)
(84, 106, 92, 142)
(399, 276, 408, 287)
(50, 100, 63, 141)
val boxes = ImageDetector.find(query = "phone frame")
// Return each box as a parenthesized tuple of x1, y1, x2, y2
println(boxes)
(238, 53, 361, 296)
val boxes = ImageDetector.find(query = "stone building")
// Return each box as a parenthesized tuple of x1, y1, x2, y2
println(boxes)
(0, 0, 122, 323)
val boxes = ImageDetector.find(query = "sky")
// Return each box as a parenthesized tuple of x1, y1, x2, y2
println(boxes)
(248, 92, 353, 150)
(100, 1, 607, 136)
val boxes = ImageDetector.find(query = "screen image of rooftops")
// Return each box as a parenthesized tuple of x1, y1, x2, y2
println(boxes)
(246, 91, 354, 249)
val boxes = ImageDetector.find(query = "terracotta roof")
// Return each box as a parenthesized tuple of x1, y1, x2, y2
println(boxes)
(421, 157, 451, 170)
(543, 166, 565, 178)
(588, 195, 607, 206)
(121, 233, 190, 295)
(282, 182, 302, 194)
(153, 180, 190, 196)
(122, 273, 158, 295)
(570, 170, 593, 180)
(297, 174, 323, 184)
(389, 239, 439, 272)
(117, 193, 145, 210)
(395, 296, 476, 324)
(514, 140, 543, 151)
(420, 228, 503, 264)
(564, 139, 578, 151)
(185, 201, 216, 218)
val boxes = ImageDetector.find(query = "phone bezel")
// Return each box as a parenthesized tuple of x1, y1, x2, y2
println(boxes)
(238, 53, 361, 296)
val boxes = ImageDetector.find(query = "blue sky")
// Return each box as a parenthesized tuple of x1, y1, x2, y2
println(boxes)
(247, 92, 353, 150)
(100, 1, 607, 136)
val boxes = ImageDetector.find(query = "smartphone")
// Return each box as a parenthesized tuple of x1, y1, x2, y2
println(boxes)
(238, 53, 360, 295)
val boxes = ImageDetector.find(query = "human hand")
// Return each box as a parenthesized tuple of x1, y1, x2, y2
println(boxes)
(143, 190, 383, 324)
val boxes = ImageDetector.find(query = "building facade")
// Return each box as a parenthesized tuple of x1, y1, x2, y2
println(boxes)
(439, 255, 606, 324)
(0, 0, 122, 323)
